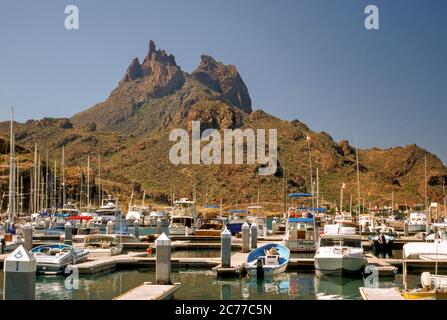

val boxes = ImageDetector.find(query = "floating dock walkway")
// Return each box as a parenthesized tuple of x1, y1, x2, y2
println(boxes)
(113, 282, 181, 300)
(359, 287, 404, 300)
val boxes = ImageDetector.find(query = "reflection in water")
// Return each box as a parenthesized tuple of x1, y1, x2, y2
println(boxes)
(0, 269, 424, 300)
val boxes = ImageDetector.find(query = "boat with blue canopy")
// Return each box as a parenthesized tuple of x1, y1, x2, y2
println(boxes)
(227, 209, 248, 235)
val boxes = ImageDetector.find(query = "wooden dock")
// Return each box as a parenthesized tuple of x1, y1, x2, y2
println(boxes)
(113, 282, 181, 300)
(215, 252, 249, 277)
(359, 287, 404, 300)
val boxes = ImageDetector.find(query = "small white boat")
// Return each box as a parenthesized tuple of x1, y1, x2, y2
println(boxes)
(31, 243, 89, 274)
(148, 210, 170, 227)
(83, 234, 123, 257)
(245, 243, 290, 277)
(0, 234, 24, 252)
(314, 233, 367, 276)
(408, 212, 429, 233)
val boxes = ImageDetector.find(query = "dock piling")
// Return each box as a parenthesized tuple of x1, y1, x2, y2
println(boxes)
(3, 245, 36, 300)
(44, 218, 50, 235)
(64, 222, 73, 245)
(251, 223, 257, 249)
(157, 218, 162, 234)
(23, 223, 33, 251)
(242, 222, 250, 253)
(106, 220, 114, 234)
(272, 219, 277, 234)
(221, 228, 231, 267)
(155, 233, 171, 285)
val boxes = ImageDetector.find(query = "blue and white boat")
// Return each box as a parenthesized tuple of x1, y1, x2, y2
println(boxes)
(245, 243, 290, 277)
(226, 209, 248, 235)
(31, 243, 89, 274)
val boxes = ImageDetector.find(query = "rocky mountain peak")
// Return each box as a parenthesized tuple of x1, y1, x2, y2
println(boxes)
(192, 54, 252, 113)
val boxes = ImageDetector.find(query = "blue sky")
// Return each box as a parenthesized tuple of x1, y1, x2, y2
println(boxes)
(0, 0, 446, 164)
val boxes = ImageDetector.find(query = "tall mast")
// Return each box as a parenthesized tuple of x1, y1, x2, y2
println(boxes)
(79, 164, 83, 209)
(87, 155, 90, 209)
(53, 160, 57, 209)
(355, 135, 361, 217)
(443, 180, 446, 221)
(8, 107, 16, 222)
(62, 146, 65, 205)
(316, 167, 319, 209)
(424, 155, 428, 211)
(33, 143, 37, 213)
(38, 155, 41, 212)
(45, 150, 49, 209)
(98, 153, 101, 206)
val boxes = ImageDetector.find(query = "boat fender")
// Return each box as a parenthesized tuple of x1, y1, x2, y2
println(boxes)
(421, 272, 432, 290)
(146, 247, 152, 255)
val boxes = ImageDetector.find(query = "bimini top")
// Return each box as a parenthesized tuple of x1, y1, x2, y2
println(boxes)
(288, 217, 314, 223)
(204, 205, 220, 209)
(288, 193, 314, 198)
(228, 209, 248, 214)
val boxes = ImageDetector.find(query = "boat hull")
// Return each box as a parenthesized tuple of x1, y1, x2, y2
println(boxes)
(314, 256, 366, 276)
(246, 263, 288, 277)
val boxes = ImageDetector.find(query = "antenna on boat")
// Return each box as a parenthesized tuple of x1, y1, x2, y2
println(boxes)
(355, 134, 361, 219)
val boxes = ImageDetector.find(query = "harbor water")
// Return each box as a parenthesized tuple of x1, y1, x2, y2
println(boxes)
(0, 269, 420, 300)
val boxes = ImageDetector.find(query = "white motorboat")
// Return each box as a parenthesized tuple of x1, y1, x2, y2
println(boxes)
(284, 209, 316, 252)
(31, 243, 89, 274)
(408, 212, 429, 233)
(314, 232, 367, 276)
(92, 195, 126, 229)
(246, 205, 267, 236)
(83, 234, 123, 257)
(148, 210, 170, 227)
(0, 233, 24, 252)
(169, 198, 197, 235)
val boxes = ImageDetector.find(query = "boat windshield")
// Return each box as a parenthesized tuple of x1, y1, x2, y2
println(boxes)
(320, 237, 362, 248)
(171, 217, 193, 227)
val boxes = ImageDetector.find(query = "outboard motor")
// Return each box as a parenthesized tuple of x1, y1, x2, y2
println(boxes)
(256, 259, 264, 279)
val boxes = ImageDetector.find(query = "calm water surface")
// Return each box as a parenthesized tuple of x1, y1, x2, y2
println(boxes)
(0, 269, 422, 300)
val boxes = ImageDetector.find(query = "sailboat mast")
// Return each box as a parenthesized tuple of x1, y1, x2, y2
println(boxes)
(87, 155, 90, 209)
(424, 155, 428, 212)
(79, 164, 83, 209)
(8, 107, 16, 222)
(62, 146, 66, 205)
(98, 153, 101, 206)
(355, 136, 361, 217)
(53, 160, 57, 209)
(45, 150, 49, 209)
(33, 143, 37, 213)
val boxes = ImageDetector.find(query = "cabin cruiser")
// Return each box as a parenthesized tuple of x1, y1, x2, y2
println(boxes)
(358, 214, 375, 232)
(126, 204, 151, 226)
(92, 195, 126, 230)
(194, 218, 225, 236)
(148, 210, 170, 227)
(314, 226, 367, 275)
(245, 243, 290, 277)
(83, 234, 123, 257)
(169, 198, 198, 235)
(31, 243, 89, 274)
(284, 208, 317, 252)
(408, 212, 429, 233)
